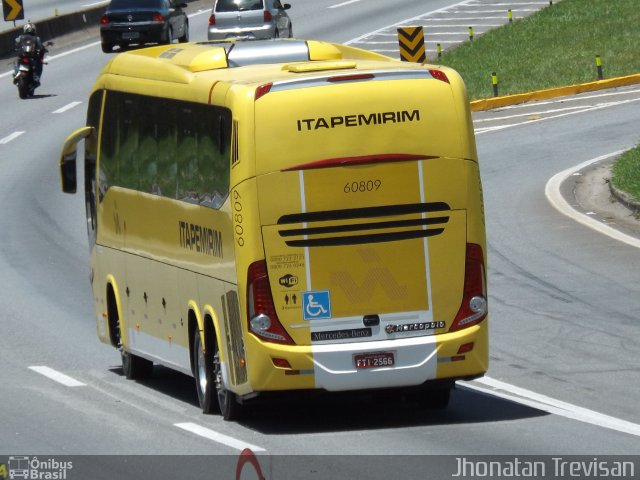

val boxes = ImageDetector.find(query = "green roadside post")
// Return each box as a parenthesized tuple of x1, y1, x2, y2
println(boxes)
(492, 72, 498, 97)
(596, 55, 603, 80)
(436, 42, 442, 60)
(468, 26, 474, 42)
(508, 9, 513, 23)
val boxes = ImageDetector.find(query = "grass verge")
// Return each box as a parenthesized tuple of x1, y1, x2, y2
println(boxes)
(439, 0, 640, 100)
(611, 145, 640, 203)
(438, 0, 640, 204)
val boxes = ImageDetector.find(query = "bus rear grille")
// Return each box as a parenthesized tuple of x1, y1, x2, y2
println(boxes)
(277, 202, 450, 247)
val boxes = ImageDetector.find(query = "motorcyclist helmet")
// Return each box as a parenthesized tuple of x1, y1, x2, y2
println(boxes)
(24, 22, 36, 35)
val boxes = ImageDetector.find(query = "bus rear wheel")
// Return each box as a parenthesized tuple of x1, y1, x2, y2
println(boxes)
(193, 329, 217, 414)
(213, 346, 243, 421)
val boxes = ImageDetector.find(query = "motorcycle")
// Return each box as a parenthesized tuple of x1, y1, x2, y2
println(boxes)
(13, 38, 53, 99)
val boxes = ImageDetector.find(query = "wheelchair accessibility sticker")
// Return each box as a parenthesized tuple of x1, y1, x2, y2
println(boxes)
(302, 291, 332, 320)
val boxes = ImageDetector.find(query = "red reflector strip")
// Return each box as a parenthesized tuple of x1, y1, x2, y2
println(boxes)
(457, 342, 474, 354)
(328, 73, 375, 82)
(284, 154, 437, 171)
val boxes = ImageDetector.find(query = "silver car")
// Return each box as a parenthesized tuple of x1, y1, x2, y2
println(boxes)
(207, 0, 292, 41)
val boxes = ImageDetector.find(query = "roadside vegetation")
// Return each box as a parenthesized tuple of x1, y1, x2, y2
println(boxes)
(438, 0, 640, 204)
(439, 0, 640, 100)
(611, 146, 640, 203)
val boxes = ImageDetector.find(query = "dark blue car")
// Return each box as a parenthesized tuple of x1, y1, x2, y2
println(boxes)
(100, 0, 189, 53)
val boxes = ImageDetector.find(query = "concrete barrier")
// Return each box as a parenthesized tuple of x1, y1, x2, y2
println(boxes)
(0, 5, 105, 59)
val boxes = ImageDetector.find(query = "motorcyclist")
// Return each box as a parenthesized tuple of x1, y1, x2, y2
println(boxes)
(14, 22, 47, 86)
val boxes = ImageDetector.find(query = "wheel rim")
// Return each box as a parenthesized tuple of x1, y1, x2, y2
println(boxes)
(213, 349, 227, 409)
(196, 335, 207, 395)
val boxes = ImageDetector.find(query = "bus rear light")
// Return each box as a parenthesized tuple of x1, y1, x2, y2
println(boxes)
(100, 15, 109, 25)
(429, 69, 450, 84)
(264, 10, 272, 22)
(327, 73, 375, 82)
(208, 14, 215, 25)
(247, 260, 294, 345)
(152, 12, 164, 22)
(449, 243, 487, 332)
(255, 83, 273, 100)
(272, 358, 292, 369)
(457, 342, 474, 354)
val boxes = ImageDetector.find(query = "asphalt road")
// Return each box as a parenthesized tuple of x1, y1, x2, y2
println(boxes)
(1, 1, 639, 478)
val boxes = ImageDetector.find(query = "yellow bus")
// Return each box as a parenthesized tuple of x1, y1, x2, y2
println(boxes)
(60, 39, 488, 420)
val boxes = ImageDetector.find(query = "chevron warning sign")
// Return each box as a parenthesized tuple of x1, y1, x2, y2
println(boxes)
(3, 0, 24, 21)
(397, 26, 426, 63)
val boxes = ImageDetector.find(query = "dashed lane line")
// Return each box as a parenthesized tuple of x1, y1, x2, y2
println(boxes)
(53, 101, 83, 114)
(0, 131, 25, 144)
(174, 422, 266, 452)
(29, 366, 87, 387)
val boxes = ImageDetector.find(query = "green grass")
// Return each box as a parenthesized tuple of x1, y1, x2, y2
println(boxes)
(437, 0, 640, 203)
(611, 145, 640, 203)
(438, 0, 640, 101)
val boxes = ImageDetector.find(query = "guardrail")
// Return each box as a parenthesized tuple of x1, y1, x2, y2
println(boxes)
(0, 5, 105, 59)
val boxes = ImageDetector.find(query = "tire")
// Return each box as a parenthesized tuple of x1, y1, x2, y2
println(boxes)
(193, 328, 218, 414)
(121, 350, 153, 380)
(18, 79, 28, 99)
(213, 340, 243, 421)
(101, 42, 113, 53)
(178, 22, 189, 43)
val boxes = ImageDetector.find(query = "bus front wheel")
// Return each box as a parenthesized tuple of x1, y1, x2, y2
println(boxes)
(121, 350, 153, 380)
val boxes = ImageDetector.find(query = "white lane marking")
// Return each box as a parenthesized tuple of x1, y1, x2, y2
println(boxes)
(29, 366, 86, 387)
(545, 150, 640, 249)
(174, 422, 266, 452)
(474, 97, 640, 134)
(329, 0, 360, 8)
(466, 377, 640, 437)
(474, 105, 588, 123)
(82, 0, 109, 6)
(53, 101, 82, 114)
(0, 131, 25, 144)
(346, 0, 476, 44)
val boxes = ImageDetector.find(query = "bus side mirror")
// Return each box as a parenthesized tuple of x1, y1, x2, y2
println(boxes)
(60, 126, 94, 194)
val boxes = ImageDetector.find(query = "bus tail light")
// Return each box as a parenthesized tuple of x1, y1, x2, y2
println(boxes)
(255, 83, 273, 100)
(100, 15, 109, 25)
(449, 243, 487, 331)
(152, 12, 164, 22)
(247, 260, 295, 345)
(429, 69, 450, 84)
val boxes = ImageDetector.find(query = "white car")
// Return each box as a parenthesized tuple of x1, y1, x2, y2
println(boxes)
(207, 0, 292, 41)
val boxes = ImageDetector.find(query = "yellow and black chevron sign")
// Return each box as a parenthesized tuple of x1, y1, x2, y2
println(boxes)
(3, 0, 24, 21)
(397, 26, 426, 63)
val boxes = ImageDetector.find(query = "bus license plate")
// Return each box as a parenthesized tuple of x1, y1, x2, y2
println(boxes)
(354, 351, 395, 369)
(122, 32, 140, 40)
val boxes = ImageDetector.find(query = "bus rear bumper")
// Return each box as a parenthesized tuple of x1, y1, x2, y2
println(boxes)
(244, 321, 488, 393)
